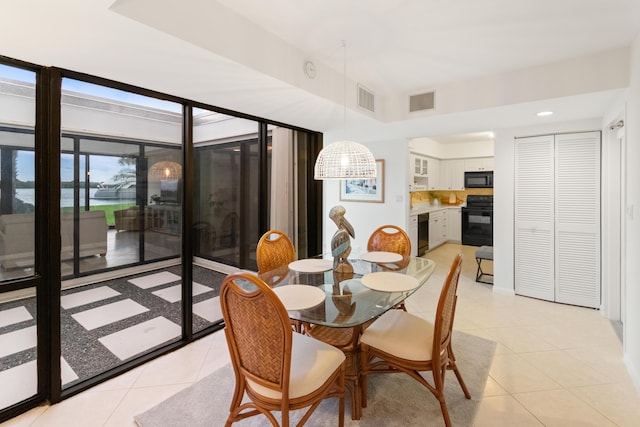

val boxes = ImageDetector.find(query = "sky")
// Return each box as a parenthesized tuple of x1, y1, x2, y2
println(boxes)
(0, 64, 180, 112)
(0, 64, 34, 83)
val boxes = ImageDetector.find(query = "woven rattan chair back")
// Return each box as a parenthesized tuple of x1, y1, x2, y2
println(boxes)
(367, 225, 412, 309)
(433, 253, 463, 369)
(367, 225, 411, 257)
(221, 272, 292, 392)
(256, 230, 296, 274)
(221, 272, 346, 426)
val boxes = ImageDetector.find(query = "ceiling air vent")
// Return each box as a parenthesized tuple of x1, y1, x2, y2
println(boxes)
(409, 91, 435, 112)
(358, 84, 375, 113)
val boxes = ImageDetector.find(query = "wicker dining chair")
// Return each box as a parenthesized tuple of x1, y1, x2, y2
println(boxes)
(367, 224, 412, 310)
(220, 272, 346, 427)
(367, 224, 411, 258)
(359, 254, 470, 427)
(256, 229, 296, 274)
(256, 229, 305, 331)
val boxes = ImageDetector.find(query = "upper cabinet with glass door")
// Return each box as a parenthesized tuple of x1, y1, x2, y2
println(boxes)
(410, 154, 440, 190)
(412, 154, 430, 177)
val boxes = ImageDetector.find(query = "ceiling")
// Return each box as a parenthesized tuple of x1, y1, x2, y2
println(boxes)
(1, 0, 639, 144)
(216, 0, 639, 96)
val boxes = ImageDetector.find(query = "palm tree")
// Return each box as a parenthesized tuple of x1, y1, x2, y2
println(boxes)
(110, 156, 136, 185)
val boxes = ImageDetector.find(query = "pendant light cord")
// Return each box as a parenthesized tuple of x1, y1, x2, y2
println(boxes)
(313, 39, 377, 180)
(342, 39, 347, 141)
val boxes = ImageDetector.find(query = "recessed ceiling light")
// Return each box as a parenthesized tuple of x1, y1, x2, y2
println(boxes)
(537, 111, 553, 117)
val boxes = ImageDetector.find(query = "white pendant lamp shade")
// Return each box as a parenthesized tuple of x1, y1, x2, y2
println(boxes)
(149, 161, 182, 181)
(314, 140, 377, 180)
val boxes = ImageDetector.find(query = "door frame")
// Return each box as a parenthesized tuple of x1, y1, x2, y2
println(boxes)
(601, 118, 625, 327)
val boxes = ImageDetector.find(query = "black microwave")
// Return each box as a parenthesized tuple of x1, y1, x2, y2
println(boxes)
(464, 171, 493, 188)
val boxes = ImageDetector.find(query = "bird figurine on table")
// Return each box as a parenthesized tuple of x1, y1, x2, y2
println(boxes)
(329, 205, 355, 274)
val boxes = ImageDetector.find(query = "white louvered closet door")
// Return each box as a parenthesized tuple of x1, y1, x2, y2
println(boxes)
(554, 132, 601, 308)
(515, 135, 555, 301)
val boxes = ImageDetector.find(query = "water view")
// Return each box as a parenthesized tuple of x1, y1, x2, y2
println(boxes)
(15, 188, 135, 208)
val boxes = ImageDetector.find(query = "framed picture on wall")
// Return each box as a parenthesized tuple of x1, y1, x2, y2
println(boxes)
(339, 159, 384, 203)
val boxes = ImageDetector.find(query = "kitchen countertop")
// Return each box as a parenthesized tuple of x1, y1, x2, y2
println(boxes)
(410, 203, 465, 216)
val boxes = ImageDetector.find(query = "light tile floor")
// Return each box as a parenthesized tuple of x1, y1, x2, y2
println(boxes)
(2, 243, 640, 426)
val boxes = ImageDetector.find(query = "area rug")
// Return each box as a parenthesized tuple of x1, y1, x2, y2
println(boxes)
(134, 331, 496, 426)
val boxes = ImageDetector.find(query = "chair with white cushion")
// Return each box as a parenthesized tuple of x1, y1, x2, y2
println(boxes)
(220, 272, 346, 426)
(359, 253, 470, 427)
(367, 224, 411, 310)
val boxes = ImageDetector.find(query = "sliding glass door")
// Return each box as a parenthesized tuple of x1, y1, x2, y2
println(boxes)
(59, 78, 184, 389)
(0, 64, 39, 412)
(193, 108, 261, 269)
(1, 55, 323, 423)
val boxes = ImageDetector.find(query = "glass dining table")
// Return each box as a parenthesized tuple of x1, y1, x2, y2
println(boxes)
(256, 252, 437, 419)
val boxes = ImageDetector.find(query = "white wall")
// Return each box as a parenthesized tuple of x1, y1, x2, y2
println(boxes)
(321, 139, 410, 254)
(440, 141, 494, 159)
(623, 33, 640, 389)
(62, 102, 181, 144)
(410, 137, 494, 159)
(387, 47, 630, 122)
(408, 138, 444, 157)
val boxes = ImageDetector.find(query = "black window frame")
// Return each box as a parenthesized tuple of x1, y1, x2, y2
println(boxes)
(0, 56, 323, 423)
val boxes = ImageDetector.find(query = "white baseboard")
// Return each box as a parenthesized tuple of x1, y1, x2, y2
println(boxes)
(624, 353, 640, 393)
(492, 286, 515, 296)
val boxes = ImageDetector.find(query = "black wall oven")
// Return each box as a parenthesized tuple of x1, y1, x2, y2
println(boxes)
(462, 195, 493, 246)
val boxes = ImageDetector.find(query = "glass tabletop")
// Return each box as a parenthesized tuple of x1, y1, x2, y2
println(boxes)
(257, 254, 437, 328)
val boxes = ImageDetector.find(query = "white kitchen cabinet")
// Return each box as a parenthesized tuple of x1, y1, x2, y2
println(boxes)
(438, 160, 449, 189)
(446, 207, 461, 242)
(439, 159, 465, 190)
(411, 154, 428, 176)
(451, 160, 465, 190)
(412, 155, 421, 175)
(464, 157, 494, 171)
(411, 154, 440, 189)
(428, 209, 447, 250)
(427, 158, 440, 190)
(408, 215, 418, 256)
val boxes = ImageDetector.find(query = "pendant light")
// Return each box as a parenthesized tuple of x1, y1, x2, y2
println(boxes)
(314, 41, 377, 180)
(149, 161, 182, 181)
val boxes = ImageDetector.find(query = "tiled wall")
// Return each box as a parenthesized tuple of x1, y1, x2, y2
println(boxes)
(410, 188, 494, 205)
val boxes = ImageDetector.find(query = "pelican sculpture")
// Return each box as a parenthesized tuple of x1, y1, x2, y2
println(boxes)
(329, 205, 355, 273)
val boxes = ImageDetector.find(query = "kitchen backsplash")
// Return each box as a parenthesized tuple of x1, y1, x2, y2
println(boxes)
(410, 188, 494, 206)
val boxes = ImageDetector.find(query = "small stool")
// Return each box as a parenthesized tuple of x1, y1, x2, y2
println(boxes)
(475, 246, 493, 284)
